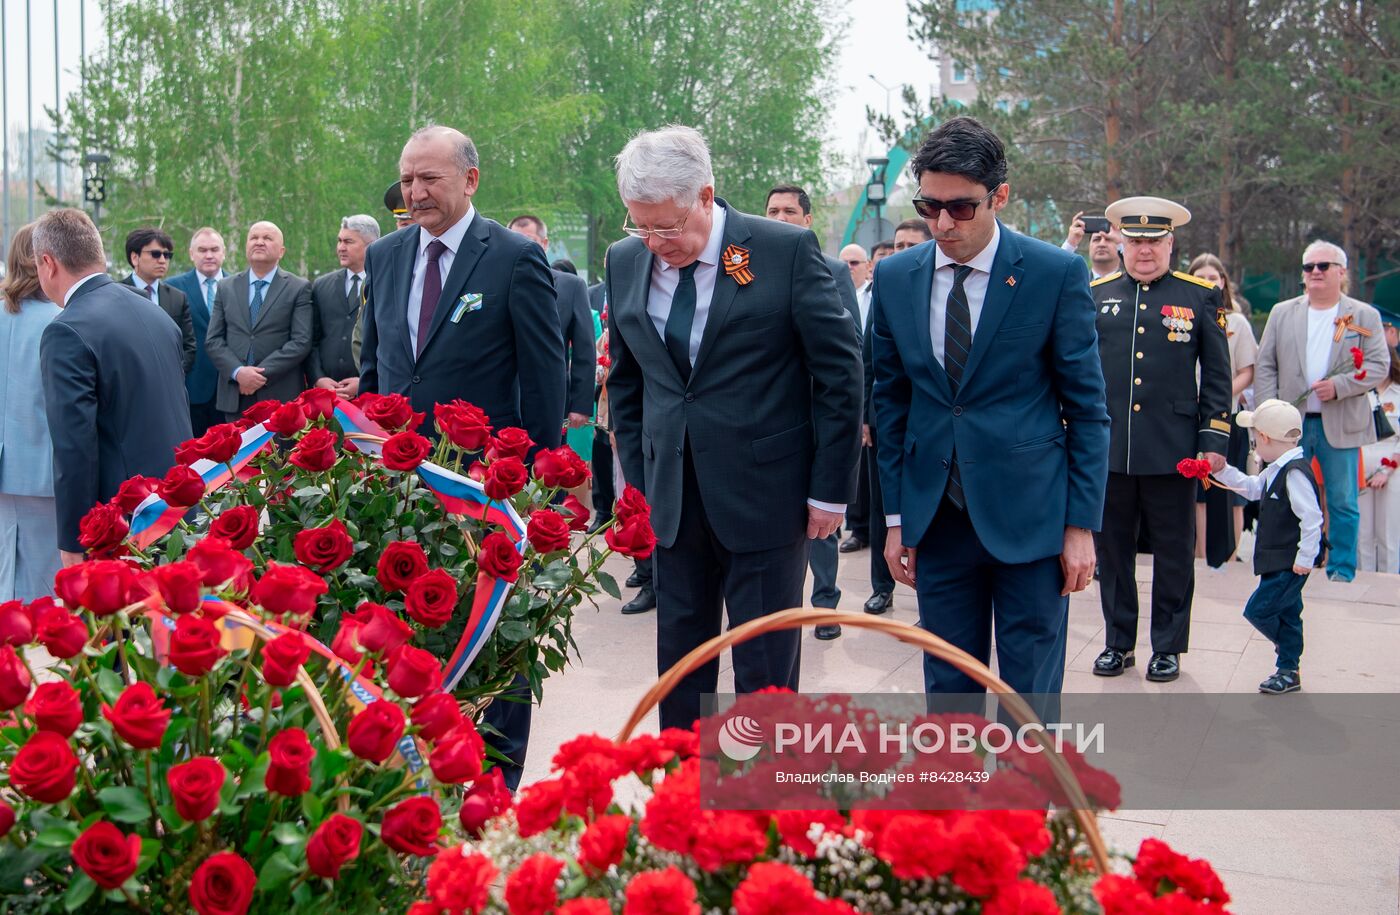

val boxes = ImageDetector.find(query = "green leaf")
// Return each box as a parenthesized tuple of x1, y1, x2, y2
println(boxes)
(64, 872, 97, 912)
(95, 667, 124, 704)
(496, 620, 531, 642)
(596, 570, 621, 600)
(533, 564, 572, 591)
(134, 837, 161, 876)
(272, 822, 305, 845)
(34, 823, 81, 847)
(300, 792, 325, 823)
(0, 844, 56, 892)
(98, 785, 152, 824)
(257, 850, 302, 891)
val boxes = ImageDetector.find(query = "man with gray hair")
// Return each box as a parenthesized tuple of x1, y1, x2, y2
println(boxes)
(605, 125, 863, 729)
(308, 214, 380, 397)
(33, 208, 191, 565)
(1255, 240, 1389, 582)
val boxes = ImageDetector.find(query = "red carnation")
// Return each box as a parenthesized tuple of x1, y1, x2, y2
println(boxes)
(25, 681, 82, 736)
(427, 845, 498, 914)
(265, 400, 307, 437)
(114, 475, 161, 514)
(265, 728, 315, 797)
(187, 538, 254, 592)
(71, 821, 142, 890)
(346, 700, 406, 763)
(560, 495, 589, 531)
(483, 456, 529, 501)
(176, 423, 243, 465)
(579, 814, 631, 876)
(527, 509, 572, 554)
(380, 795, 442, 857)
(352, 602, 414, 655)
(428, 723, 486, 784)
(387, 643, 442, 698)
(103, 681, 171, 749)
(458, 768, 512, 836)
(515, 778, 567, 838)
(365, 393, 424, 433)
(733, 861, 821, 915)
(383, 431, 433, 471)
(306, 813, 363, 879)
(147, 561, 206, 614)
(298, 387, 340, 421)
(505, 853, 565, 915)
(1352, 346, 1364, 369)
(167, 756, 226, 822)
(404, 568, 458, 629)
(477, 531, 523, 582)
(78, 501, 129, 555)
(36, 604, 87, 659)
(377, 540, 429, 592)
(410, 692, 464, 742)
(159, 464, 208, 508)
(10, 731, 78, 802)
(606, 514, 656, 560)
(168, 614, 227, 677)
(189, 851, 256, 915)
(533, 446, 590, 489)
(209, 505, 261, 549)
(0, 644, 32, 709)
(984, 880, 1061, 915)
(1175, 457, 1212, 482)
(261, 630, 310, 687)
(292, 519, 354, 572)
(623, 866, 699, 915)
(489, 427, 534, 460)
(436, 400, 492, 451)
(289, 427, 339, 472)
(252, 562, 329, 619)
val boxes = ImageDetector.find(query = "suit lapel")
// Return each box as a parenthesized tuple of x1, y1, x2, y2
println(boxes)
(1327, 296, 1358, 367)
(253, 272, 290, 329)
(690, 201, 751, 381)
(417, 217, 488, 362)
(960, 223, 1024, 385)
(908, 244, 949, 394)
(393, 232, 418, 364)
(1290, 297, 1309, 388)
(621, 244, 681, 380)
(232, 273, 252, 331)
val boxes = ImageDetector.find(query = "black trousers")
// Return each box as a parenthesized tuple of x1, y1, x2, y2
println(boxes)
(591, 425, 615, 521)
(867, 440, 895, 594)
(846, 446, 871, 541)
(190, 398, 220, 437)
(480, 673, 531, 792)
(1096, 472, 1196, 653)
(653, 445, 805, 730)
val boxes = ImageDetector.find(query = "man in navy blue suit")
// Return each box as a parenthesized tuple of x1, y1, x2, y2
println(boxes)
(166, 227, 228, 436)
(870, 116, 1110, 698)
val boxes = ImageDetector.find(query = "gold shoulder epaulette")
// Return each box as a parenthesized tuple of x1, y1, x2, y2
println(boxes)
(1090, 271, 1122, 288)
(1173, 271, 1218, 289)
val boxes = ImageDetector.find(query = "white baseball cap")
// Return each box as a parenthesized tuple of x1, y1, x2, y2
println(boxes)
(1236, 399, 1303, 443)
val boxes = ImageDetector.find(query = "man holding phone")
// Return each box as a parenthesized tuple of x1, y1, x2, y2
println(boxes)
(1064, 211, 1123, 280)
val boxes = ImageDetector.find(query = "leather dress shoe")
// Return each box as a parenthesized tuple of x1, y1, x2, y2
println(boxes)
(624, 572, 646, 588)
(621, 587, 656, 615)
(1092, 647, 1134, 677)
(838, 536, 867, 554)
(1146, 652, 1180, 682)
(863, 591, 893, 615)
(586, 515, 612, 535)
(815, 624, 842, 640)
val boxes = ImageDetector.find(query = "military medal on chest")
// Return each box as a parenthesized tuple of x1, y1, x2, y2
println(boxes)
(1160, 305, 1194, 342)
(1100, 297, 1122, 317)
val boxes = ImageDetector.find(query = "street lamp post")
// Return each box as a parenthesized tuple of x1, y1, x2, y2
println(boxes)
(868, 74, 894, 124)
(83, 151, 109, 232)
(865, 156, 890, 235)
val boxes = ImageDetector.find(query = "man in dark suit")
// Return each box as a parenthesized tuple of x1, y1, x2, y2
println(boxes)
(33, 208, 192, 565)
(205, 221, 314, 420)
(872, 116, 1110, 700)
(119, 227, 196, 374)
(860, 240, 900, 616)
(763, 183, 861, 642)
(307, 215, 380, 399)
(607, 126, 863, 729)
(167, 227, 228, 435)
(359, 126, 565, 449)
(507, 214, 596, 429)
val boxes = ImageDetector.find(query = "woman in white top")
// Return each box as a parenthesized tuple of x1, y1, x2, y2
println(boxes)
(1358, 346, 1400, 573)
(1190, 254, 1258, 564)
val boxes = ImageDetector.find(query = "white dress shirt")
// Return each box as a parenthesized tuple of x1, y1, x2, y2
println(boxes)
(857, 281, 873, 332)
(247, 266, 279, 306)
(1214, 445, 1324, 569)
(1304, 303, 1339, 414)
(132, 276, 161, 299)
(196, 270, 225, 309)
(344, 270, 366, 301)
(64, 274, 107, 307)
(407, 206, 475, 354)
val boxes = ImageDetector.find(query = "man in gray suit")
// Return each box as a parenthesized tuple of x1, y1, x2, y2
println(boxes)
(307, 215, 379, 399)
(33, 208, 191, 564)
(606, 127, 863, 729)
(205, 221, 313, 419)
(119, 227, 196, 373)
(1254, 240, 1389, 582)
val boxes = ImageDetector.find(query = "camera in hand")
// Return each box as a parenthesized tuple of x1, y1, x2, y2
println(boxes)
(1081, 215, 1112, 235)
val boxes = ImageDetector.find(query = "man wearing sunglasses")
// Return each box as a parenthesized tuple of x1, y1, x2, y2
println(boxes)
(120, 227, 196, 374)
(870, 116, 1109, 703)
(1089, 196, 1233, 683)
(1254, 241, 1388, 583)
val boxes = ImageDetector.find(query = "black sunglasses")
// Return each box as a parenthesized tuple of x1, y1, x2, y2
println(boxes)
(144, 249, 174, 260)
(911, 187, 997, 222)
(1301, 262, 1338, 273)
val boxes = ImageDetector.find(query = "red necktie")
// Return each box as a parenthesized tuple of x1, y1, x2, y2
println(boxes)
(417, 239, 447, 358)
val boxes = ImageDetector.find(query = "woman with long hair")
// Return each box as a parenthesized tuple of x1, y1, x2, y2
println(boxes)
(0, 224, 63, 599)
(1358, 345, 1400, 572)
(1190, 253, 1258, 565)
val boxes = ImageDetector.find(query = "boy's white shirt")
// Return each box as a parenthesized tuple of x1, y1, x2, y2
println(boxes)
(1214, 445, 1323, 570)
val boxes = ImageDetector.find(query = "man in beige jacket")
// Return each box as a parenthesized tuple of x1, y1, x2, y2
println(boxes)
(1254, 240, 1389, 582)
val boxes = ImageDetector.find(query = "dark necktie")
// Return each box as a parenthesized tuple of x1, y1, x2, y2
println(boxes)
(348, 273, 362, 313)
(417, 240, 447, 358)
(145, 284, 157, 303)
(943, 264, 974, 509)
(664, 261, 700, 382)
(249, 279, 268, 325)
(203, 277, 216, 311)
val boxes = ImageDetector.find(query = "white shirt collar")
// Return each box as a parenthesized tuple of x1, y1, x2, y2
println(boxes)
(132, 274, 160, 294)
(250, 265, 278, 285)
(197, 269, 224, 282)
(418, 205, 475, 257)
(64, 273, 107, 307)
(1265, 445, 1306, 481)
(657, 202, 727, 272)
(934, 220, 1001, 274)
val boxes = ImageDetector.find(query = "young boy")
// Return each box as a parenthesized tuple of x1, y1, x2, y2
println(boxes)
(1212, 399, 1324, 694)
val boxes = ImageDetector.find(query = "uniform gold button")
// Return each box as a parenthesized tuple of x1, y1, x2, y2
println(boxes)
(1133, 404, 1141, 412)
(1137, 326, 1145, 334)
(1136, 351, 1144, 359)
(1134, 378, 1142, 386)
(1140, 304, 1147, 310)
(1141, 284, 1149, 291)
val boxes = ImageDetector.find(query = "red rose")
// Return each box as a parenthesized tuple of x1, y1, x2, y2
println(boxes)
(352, 602, 413, 655)
(289, 427, 339, 472)
(298, 387, 340, 421)
(114, 475, 161, 514)
(176, 423, 244, 465)
(0, 600, 34, 646)
(606, 515, 657, 560)
(265, 401, 307, 437)
(54, 559, 138, 615)
(428, 723, 485, 784)
(483, 456, 529, 501)
(436, 400, 492, 451)
(11, 731, 79, 802)
(147, 561, 206, 614)
(0, 799, 13, 837)
(78, 501, 129, 555)
(289, 518, 354, 573)
(410, 692, 464, 743)
(209, 506, 261, 550)
(490, 427, 534, 460)
(159, 464, 208, 508)
(624, 867, 699, 915)
(189, 851, 256, 915)
(36, 605, 87, 659)
(306, 813, 363, 879)
(458, 768, 513, 836)
(186, 538, 254, 592)
(261, 630, 309, 687)
(387, 643, 442, 699)
(330, 617, 371, 671)
(265, 728, 315, 796)
(103, 682, 171, 749)
(615, 485, 651, 522)
(351, 391, 382, 413)
(380, 795, 442, 857)
(579, 814, 632, 876)
(252, 562, 329, 619)
(505, 853, 565, 915)
(533, 446, 590, 489)
(365, 393, 424, 433)
(527, 509, 572, 554)
(560, 495, 589, 531)
(427, 846, 498, 914)
(25, 681, 82, 736)
(72, 821, 142, 889)
(404, 569, 458, 629)
(383, 431, 433, 471)
(168, 615, 227, 677)
(377, 540, 429, 592)
(346, 700, 406, 763)
(167, 756, 226, 822)
(0, 644, 31, 709)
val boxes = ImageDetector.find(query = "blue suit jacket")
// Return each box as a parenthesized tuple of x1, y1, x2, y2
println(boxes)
(166, 268, 220, 405)
(871, 223, 1109, 563)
